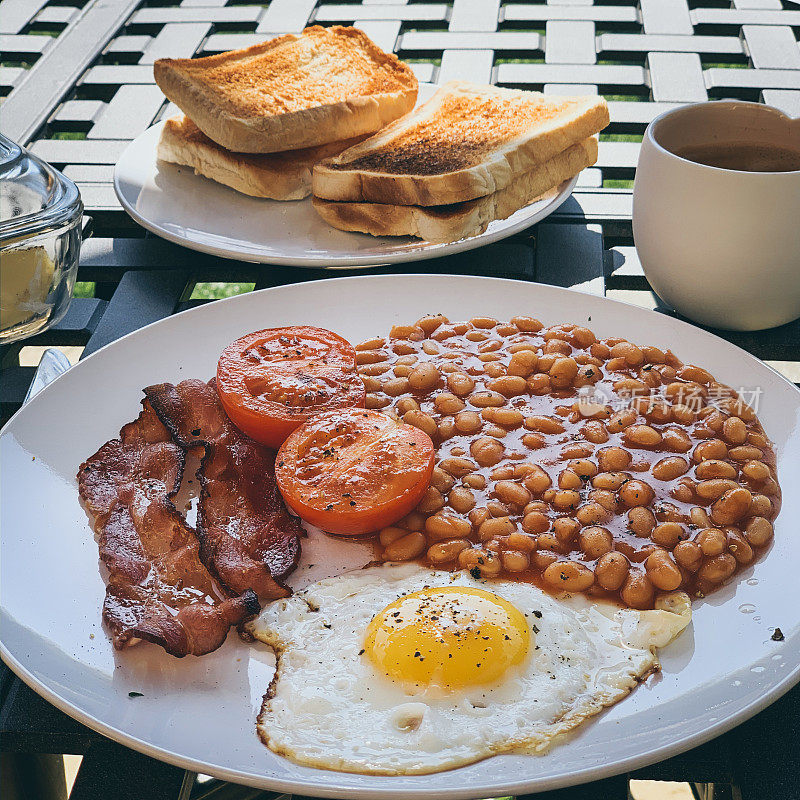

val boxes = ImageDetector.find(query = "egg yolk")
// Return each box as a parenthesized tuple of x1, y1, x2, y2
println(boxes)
(364, 586, 531, 690)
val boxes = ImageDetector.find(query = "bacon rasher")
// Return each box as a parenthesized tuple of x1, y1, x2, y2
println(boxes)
(77, 401, 259, 657)
(145, 379, 304, 599)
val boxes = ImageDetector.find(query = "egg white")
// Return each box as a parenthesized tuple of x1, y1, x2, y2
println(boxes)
(248, 563, 691, 775)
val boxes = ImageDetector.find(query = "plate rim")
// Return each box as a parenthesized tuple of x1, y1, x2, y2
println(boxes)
(112, 101, 578, 268)
(2, 636, 799, 800)
(2, 273, 799, 798)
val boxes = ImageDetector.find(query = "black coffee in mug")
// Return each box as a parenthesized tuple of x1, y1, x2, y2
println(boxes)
(674, 141, 800, 172)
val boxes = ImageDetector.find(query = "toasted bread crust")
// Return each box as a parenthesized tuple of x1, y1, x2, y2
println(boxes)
(153, 26, 417, 154)
(313, 82, 609, 205)
(157, 116, 364, 200)
(312, 137, 597, 242)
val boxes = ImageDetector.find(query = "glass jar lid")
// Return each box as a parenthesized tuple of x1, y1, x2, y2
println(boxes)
(0, 132, 83, 246)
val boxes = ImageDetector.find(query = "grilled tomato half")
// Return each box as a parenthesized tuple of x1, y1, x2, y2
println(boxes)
(275, 408, 435, 535)
(217, 326, 365, 448)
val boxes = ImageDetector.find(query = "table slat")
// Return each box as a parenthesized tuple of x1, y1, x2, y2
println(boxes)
(0, 678, 97, 754)
(641, 0, 693, 36)
(316, 4, 449, 23)
(0, 0, 48, 35)
(648, 52, 708, 102)
(535, 223, 605, 296)
(0, 0, 143, 143)
(743, 25, 800, 70)
(727, 684, 800, 800)
(140, 21, 211, 65)
(69, 739, 188, 800)
(82, 269, 191, 357)
(87, 84, 165, 140)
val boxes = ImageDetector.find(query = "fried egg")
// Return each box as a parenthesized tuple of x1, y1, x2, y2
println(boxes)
(248, 563, 691, 775)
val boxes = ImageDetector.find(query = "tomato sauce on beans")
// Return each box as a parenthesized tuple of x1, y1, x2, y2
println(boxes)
(356, 315, 781, 609)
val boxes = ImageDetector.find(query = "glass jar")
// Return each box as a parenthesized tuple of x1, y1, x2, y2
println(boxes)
(0, 133, 84, 344)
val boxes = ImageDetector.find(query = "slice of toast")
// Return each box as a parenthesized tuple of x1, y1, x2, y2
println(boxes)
(313, 81, 608, 206)
(312, 137, 597, 243)
(153, 26, 418, 154)
(157, 116, 365, 201)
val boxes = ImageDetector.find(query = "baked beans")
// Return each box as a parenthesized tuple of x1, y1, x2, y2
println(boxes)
(359, 316, 780, 608)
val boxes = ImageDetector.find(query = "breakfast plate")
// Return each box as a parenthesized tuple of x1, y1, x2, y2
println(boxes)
(2, 274, 799, 798)
(113, 84, 578, 267)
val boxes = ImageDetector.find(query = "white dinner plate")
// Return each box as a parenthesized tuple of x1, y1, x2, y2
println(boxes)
(2, 275, 799, 799)
(113, 84, 578, 267)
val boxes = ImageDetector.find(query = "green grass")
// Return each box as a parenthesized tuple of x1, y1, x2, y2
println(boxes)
(603, 178, 634, 189)
(603, 94, 641, 102)
(599, 133, 643, 142)
(402, 57, 442, 66)
(703, 62, 749, 69)
(190, 282, 255, 300)
(51, 131, 86, 140)
(73, 281, 95, 298)
(494, 57, 545, 64)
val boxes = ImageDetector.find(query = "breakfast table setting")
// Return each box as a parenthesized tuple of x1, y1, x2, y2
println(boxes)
(1, 1, 800, 799)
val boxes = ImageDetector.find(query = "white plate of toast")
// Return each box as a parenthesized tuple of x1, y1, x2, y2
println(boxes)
(115, 120, 578, 268)
(116, 68, 607, 265)
(116, 29, 607, 266)
(114, 87, 586, 267)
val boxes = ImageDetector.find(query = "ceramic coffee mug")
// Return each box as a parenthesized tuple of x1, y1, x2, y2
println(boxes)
(633, 101, 800, 331)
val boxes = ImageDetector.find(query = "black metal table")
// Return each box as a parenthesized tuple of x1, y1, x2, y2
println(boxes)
(2, 1, 799, 798)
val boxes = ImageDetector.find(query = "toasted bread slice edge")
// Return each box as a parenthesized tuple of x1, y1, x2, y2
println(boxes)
(312, 137, 597, 242)
(156, 116, 365, 200)
(156, 77, 415, 154)
(153, 27, 418, 154)
(312, 82, 609, 205)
